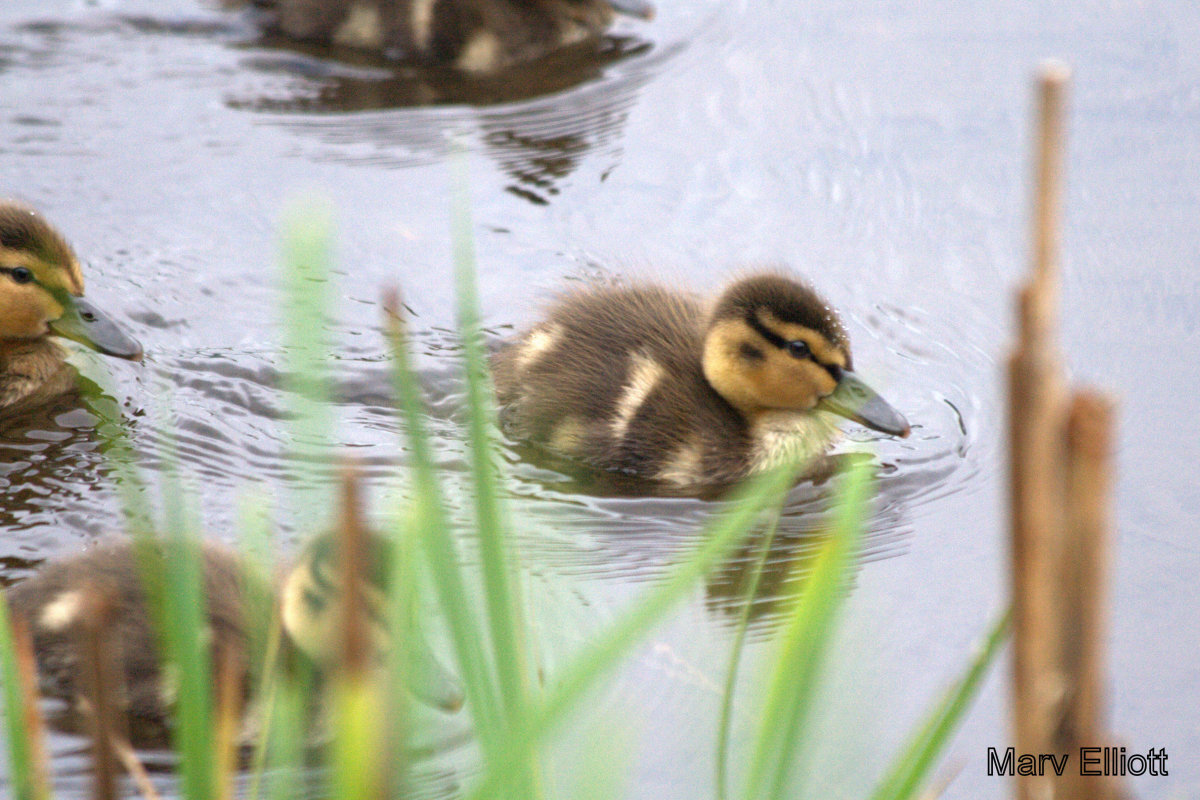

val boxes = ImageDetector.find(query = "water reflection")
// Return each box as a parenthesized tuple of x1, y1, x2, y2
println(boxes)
(0, 379, 131, 545)
(225, 33, 661, 204)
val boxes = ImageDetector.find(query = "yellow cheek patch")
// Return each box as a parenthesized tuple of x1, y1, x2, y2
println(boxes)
(0, 285, 61, 338)
(753, 350, 828, 410)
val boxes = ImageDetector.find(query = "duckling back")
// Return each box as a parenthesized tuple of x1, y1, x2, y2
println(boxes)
(493, 283, 761, 488)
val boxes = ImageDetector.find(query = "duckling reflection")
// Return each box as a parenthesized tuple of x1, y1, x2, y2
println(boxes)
(493, 271, 911, 493)
(0, 201, 142, 418)
(228, 33, 654, 204)
(225, 0, 652, 73)
(5, 530, 463, 742)
(704, 474, 912, 626)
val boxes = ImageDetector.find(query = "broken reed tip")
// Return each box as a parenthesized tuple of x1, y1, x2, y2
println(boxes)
(1039, 59, 1072, 87)
(1067, 391, 1114, 459)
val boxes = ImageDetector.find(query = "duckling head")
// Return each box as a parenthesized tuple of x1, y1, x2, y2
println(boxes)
(279, 532, 465, 712)
(0, 201, 142, 360)
(701, 273, 910, 437)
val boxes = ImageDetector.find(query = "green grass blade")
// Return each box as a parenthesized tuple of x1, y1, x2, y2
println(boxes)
(0, 593, 48, 800)
(264, 668, 311, 800)
(449, 149, 537, 796)
(740, 460, 870, 800)
(159, 466, 215, 800)
(464, 463, 797, 800)
(868, 607, 1011, 800)
(714, 504, 783, 800)
(383, 295, 501, 748)
(278, 201, 337, 522)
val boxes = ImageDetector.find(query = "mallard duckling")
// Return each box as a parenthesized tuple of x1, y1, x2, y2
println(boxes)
(492, 271, 911, 490)
(227, 0, 652, 73)
(0, 201, 142, 416)
(4, 532, 463, 736)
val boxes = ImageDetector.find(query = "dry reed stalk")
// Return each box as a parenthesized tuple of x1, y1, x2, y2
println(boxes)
(214, 644, 244, 800)
(335, 460, 389, 800)
(1009, 64, 1071, 800)
(110, 739, 162, 800)
(11, 614, 52, 800)
(338, 461, 370, 675)
(1009, 62, 1124, 800)
(1057, 393, 1118, 800)
(78, 587, 121, 800)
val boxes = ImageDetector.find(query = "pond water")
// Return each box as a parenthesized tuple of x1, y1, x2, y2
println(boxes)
(2, 0, 1199, 798)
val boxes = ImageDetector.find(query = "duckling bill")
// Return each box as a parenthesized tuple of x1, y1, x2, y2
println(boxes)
(492, 271, 910, 490)
(1, 201, 141, 415)
(4, 533, 463, 738)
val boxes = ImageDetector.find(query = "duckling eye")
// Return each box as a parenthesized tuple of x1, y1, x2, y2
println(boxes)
(8, 267, 33, 284)
(786, 340, 811, 360)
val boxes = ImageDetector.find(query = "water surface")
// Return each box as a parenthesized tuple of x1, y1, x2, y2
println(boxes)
(2, 1, 1198, 797)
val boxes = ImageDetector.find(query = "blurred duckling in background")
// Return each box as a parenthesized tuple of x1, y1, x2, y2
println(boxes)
(5, 531, 463, 738)
(225, 0, 653, 72)
(0, 201, 142, 416)
(493, 271, 911, 491)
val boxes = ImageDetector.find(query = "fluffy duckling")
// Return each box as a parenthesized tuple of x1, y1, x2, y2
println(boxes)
(492, 272, 911, 490)
(227, 0, 652, 73)
(4, 532, 463, 736)
(0, 201, 142, 416)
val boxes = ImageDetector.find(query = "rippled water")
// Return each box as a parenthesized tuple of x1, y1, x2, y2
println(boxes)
(3, 1, 1199, 798)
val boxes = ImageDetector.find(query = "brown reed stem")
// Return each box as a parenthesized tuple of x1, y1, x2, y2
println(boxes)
(214, 643, 244, 800)
(338, 460, 370, 676)
(1010, 66, 1071, 800)
(1010, 62, 1126, 800)
(111, 738, 162, 800)
(1058, 392, 1118, 800)
(78, 587, 121, 800)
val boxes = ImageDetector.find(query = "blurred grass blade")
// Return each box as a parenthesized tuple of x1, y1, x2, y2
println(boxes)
(0, 593, 51, 800)
(464, 463, 797, 800)
(450, 148, 537, 795)
(714, 505, 783, 800)
(265, 669, 311, 800)
(278, 201, 336, 522)
(868, 608, 1011, 800)
(383, 293, 501, 746)
(741, 460, 870, 800)
(160, 467, 215, 800)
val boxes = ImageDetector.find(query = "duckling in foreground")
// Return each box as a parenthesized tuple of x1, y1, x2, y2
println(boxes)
(492, 272, 911, 490)
(5, 533, 463, 737)
(0, 201, 142, 416)
(226, 0, 653, 73)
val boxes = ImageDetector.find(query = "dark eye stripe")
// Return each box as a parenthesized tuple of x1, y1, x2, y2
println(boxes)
(744, 312, 789, 350)
(744, 312, 843, 381)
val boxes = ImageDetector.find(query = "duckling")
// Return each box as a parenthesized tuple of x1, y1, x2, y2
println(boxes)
(492, 271, 911, 490)
(4, 532, 464, 737)
(0, 201, 142, 417)
(226, 0, 652, 73)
